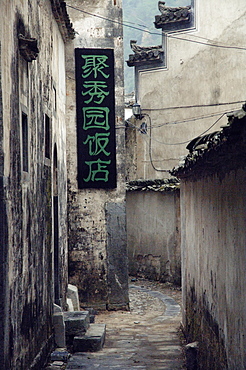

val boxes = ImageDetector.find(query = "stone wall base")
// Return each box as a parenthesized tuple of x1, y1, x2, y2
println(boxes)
(30, 334, 54, 370)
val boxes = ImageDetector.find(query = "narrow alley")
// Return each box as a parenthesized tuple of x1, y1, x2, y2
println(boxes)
(2, 1, 246, 368)
(47, 279, 185, 370)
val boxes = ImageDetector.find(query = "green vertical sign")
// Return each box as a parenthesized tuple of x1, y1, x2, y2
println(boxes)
(75, 48, 117, 189)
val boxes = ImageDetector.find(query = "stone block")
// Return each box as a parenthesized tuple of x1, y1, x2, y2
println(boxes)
(64, 311, 90, 344)
(50, 361, 64, 366)
(185, 341, 198, 370)
(73, 323, 106, 352)
(83, 307, 97, 323)
(105, 202, 129, 310)
(53, 312, 66, 348)
(67, 284, 80, 311)
(53, 303, 62, 313)
(50, 348, 70, 362)
(67, 298, 74, 312)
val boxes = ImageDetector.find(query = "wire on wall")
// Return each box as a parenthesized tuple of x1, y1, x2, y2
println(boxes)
(128, 112, 226, 173)
(138, 112, 226, 146)
(144, 113, 170, 172)
(142, 100, 246, 112)
(126, 106, 236, 131)
(148, 110, 233, 129)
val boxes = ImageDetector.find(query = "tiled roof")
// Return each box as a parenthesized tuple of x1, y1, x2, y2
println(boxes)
(155, 2, 192, 29)
(50, 0, 75, 41)
(126, 41, 164, 67)
(171, 105, 246, 179)
(127, 178, 180, 192)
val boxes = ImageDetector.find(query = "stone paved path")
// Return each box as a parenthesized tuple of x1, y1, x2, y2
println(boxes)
(66, 279, 185, 369)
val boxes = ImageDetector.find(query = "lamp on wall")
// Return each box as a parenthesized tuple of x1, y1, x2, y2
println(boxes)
(132, 103, 142, 119)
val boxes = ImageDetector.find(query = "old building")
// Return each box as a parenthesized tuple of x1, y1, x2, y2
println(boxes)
(0, 0, 128, 368)
(65, 0, 129, 310)
(126, 0, 246, 289)
(126, 0, 246, 178)
(0, 0, 74, 368)
(172, 105, 246, 369)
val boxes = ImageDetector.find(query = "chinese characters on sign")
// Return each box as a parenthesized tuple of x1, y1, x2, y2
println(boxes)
(75, 49, 117, 189)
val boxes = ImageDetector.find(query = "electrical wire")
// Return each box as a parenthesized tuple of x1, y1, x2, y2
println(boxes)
(149, 110, 234, 128)
(129, 112, 225, 172)
(127, 112, 226, 145)
(179, 33, 214, 42)
(167, 33, 246, 51)
(126, 107, 239, 129)
(142, 100, 246, 112)
(143, 113, 170, 172)
(66, 4, 246, 52)
(66, 4, 149, 32)
(145, 113, 225, 145)
(144, 113, 226, 146)
(123, 20, 148, 28)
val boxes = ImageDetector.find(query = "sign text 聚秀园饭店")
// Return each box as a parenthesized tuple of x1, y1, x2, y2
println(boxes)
(75, 48, 116, 189)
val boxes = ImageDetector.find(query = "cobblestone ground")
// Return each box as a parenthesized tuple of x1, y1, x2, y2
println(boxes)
(66, 278, 186, 370)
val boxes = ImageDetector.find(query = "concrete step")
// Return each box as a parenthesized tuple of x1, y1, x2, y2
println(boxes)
(73, 323, 106, 352)
(63, 311, 90, 345)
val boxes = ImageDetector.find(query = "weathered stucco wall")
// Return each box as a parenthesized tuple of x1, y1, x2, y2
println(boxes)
(130, 0, 246, 178)
(0, 1, 71, 368)
(176, 110, 246, 369)
(180, 163, 246, 368)
(127, 189, 181, 284)
(66, 0, 129, 310)
(172, 109, 246, 369)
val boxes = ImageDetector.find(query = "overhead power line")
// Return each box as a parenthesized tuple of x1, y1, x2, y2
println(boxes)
(145, 113, 226, 146)
(142, 100, 246, 112)
(127, 112, 227, 146)
(131, 112, 225, 174)
(66, 4, 246, 52)
(150, 110, 235, 128)
(167, 33, 246, 51)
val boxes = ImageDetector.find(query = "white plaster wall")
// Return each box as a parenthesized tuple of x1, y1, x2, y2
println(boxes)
(181, 168, 246, 368)
(133, 1, 246, 179)
(127, 190, 181, 283)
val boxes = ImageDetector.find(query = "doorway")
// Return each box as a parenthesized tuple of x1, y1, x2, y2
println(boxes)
(53, 144, 60, 305)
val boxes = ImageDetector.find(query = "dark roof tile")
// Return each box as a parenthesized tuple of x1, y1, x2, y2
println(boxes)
(127, 178, 179, 192)
(126, 41, 164, 67)
(50, 0, 75, 41)
(171, 105, 246, 179)
(155, 2, 192, 29)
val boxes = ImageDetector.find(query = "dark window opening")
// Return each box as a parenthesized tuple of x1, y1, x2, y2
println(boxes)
(22, 112, 28, 172)
(53, 145, 60, 304)
(45, 114, 51, 159)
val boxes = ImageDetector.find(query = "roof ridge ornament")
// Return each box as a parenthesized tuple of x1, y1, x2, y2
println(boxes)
(130, 40, 163, 54)
(158, 1, 191, 16)
(127, 40, 164, 67)
(155, 1, 193, 30)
